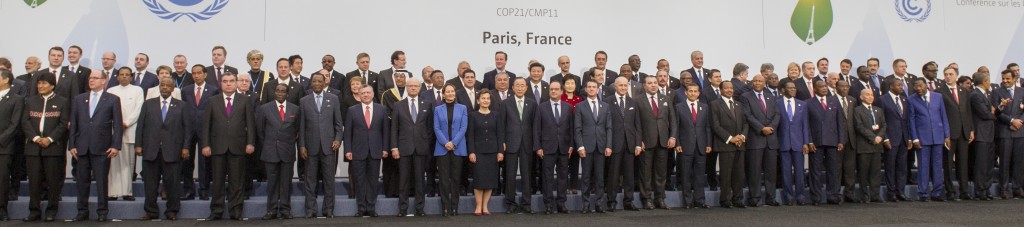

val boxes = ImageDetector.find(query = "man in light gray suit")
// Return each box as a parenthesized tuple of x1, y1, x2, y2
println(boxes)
(298, 73, 343, 218)
(574, 80, 612, 213)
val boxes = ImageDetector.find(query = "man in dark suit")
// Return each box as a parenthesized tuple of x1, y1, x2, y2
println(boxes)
(377, 51, 410, 96)
(318, 55, 346, 91)
(501, 78, 537, 214)
(135, 77, 190, 221)
(990, 69, 1023, 199)
(263, 58, 306, 106)
(21, 73, 70, 222)
(673, 83, 711, 209)
(970, 72, 997, 200)
(204, 46, 240, 90)
(777, 81, 811, 205)
(657, 59, 682, 91)
(298, 73, 343, 218)
(344, 53, 381, 100)
(574, 80, 611, 213)
(456, 70, 480, 110)
(534, 81, 573, 214)
(937, 66, 974, 201)
(180, 64, 219, 200)
(806, 80, 846, 205)
(0, 72, 23, 221)
(581, 51, 618, 87)
(389, 78, 433, 217)
(110, 53, 159, 95)
(635, 76, 677, 209)
(793, 62, 819, 101)
(200, 72, 256, 220)
(483, 51, 517, 90)
(344, 85, 389, 217)
(851, 67, 882, 105)
(700, 70, 723, 104)
(684, 51, 710, 89)
(174, 54, 195, 89)
(65, 45, 92, 95)
(881, 59, 917, 98)
(879, 80, 912, 202)
(447, 61, 478, 91)
(740, 75, 780, 206)
(835, 80, 858, 203)
(730, 63, 752, 97)
(69, 71, 124, 222)
(853, 88, 886, 203)
(626, 55, 650, 84)
(255, 83, 299, 220)
(550, 56, 580, 93)
(286, 55, 312, 91)
(710, 81, 747, 208)
(907, 78, 950, 201)
(526, 63, 550, 106)
(28, 47, 80, 101)
(603, 77, 642, 211)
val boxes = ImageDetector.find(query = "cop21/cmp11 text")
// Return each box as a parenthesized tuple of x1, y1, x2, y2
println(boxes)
(483, 31, 573, 46)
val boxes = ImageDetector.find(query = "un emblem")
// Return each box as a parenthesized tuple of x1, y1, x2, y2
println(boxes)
(895, 0, 931, 23)
(144, 0, 229, 22)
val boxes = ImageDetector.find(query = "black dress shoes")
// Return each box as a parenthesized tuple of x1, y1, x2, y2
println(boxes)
(623, 204, 640, 211)
(655, 200, 669, 209)
(97, 214, 108, 222)
(22, 214, 40, 222)
(205, 214, 222, 221)
(72, 213, 89, 222)
(262, 213, 278, 220)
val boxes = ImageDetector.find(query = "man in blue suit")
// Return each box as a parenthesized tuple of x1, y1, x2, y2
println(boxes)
(879, 79, 912, 202)
(907, 78, 950, 201)
(991, 70, 1024, 199)
(344, 85, 389, 217)
(534, 81, 574, 214)
(180, 64, 219, 200)
(69, 71, 124, 222)
(574, 80, 611, 213)
(777, 81, 810, 205)
(740, 74, 780, 206)
(806, 80, 846, 205)
(674, 83, 712, 209)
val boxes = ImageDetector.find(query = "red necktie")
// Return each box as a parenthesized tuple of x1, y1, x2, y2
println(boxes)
(279, 104, 285, 121)
(650, 96, 659, 116)
(195, 87, 201, 106)
(690, 103, 697, 122)
(820, 97, 827, 109)
(757, 93, 767, 113)
(950, 87, 959, 104)
(929, 81, 935, 91)
(364, 106, 372, 128)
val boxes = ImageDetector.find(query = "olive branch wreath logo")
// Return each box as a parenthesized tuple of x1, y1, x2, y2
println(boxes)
(144, 0, 229, 22)
(895, 0, 931, 23)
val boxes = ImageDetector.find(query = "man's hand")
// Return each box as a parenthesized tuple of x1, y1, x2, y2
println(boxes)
(578, 150, 587, 158)
(299, 148, 309, 160)
(70, 148, 78, 159)
(729, 136, 743, 144)
(944, 138, 951, 149)
(705, 147, 712, 154)
(503, 143, 507, 151)
(202, 147, 212, 157)
(469, 153, 477, 163)
(884, 140, 892, 149)
(106, 148, 119, 158)
(382, 151, 389, 158)
(498, 153, 504, 162)
(181, 149, 190, 159)
(675, 146, 683, 154)
(761, 127, 773, 136)
(837, 144, 844, 152)
(245, 145, 255, 154)
(605, 148, 612, 157)
(969, 131, 975, 143)
(345, 152, 353, 161)
(391, 150, 400, 160)
(913, 141, 922, 149)
(807, 145, 817, 153)
(641, 142, 646, 150)
(537, 150, 544, 158)
(667, 138, 676, 148)
(634, 147, 643, 156)
(332, 141, 341, 151)
(135, 147, 142, 156)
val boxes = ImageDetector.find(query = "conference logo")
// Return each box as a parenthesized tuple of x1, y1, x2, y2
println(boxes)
(895, 0, 931, 22)
(790, 0, 833, 45)
(24, 0, 46, 8)
(144, 0, 229, 22)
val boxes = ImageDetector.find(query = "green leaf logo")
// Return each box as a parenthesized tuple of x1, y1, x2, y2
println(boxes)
(24, 0, 47, 8)
(791, 0, 833, 45)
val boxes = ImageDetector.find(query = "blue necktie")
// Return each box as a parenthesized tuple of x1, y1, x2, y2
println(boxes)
(161, 100, 168, 122)
(89, 92, 99, 118)
(868, 106, 876, 125)
(316, 95, 323, 112)
(534, 85, 541, 104)
(411, 98, 418, 123)
(786, 100, 793, 121)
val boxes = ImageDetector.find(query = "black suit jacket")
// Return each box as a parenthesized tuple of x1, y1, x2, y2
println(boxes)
(181, 83, 219, 137)
(483, 69, 517, 90)
(390, 97, 435, 156)
(249, 70, 273, 103)
(881, 74, 918, 97)
(849, 79, 881, 106)
(971, 89, 997, 142)
(500, 96, 536, 154)
(710, 98, 748, 152)
(549, 73, 579, 92)
(807, 95, 846, 146)
(604, 93, 641, 153)
(793, 77, 820, 100)
(992, 87, 1024, 138)
(456, 88, 479, 111)
(853, 105, 886, 153)
(204, 65, 239, 90)
(582, 68, 619, 87)
(261, 79, 305, 106)
(345, 69, 381, 102)
(22, 94, 70, 156)
(312, 70, 346, 92)
(936, 83, 974, 140)
(136, 98, 191, 161)
(468, 111, 503, 154)
(64, 65, 92, 96)
(674, 100, 711, 154)
(201, 93, 256, 155)
(533, 100, 574, 154)
(685, 67, 712, 89)
(574, 99, 611, 154)
(525, 81, 550, 105)
(69, 92, 123, 156)
(344, 103, 389, 160)
(635, 92, 677, 148)
(740, 91, 780, 150)
(0, 93, 24, 154)
(256, 101, 299, 162)
(173, 71, 195, 89)
(28, 68, 80, 101)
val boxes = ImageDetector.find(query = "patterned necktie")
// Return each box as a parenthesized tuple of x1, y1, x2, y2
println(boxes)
(650, 95, 659, 116)
(225, 97, 232, 118)
(757, 93, 766, 113)
(619, 96, 625, 114)
(554, 103, 561, 124)
(364, 105, 372, 128)
(517, 99, 524, 120)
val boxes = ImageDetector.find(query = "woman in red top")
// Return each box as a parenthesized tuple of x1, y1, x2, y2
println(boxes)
(560, 77, 583, 111)
(558, 76, 583, 194)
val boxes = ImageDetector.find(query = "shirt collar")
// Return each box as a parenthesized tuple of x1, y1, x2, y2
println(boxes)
(159, 95, 172, 104)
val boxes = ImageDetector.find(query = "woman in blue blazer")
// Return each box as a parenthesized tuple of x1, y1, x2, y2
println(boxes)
(434, 83, 468, 217)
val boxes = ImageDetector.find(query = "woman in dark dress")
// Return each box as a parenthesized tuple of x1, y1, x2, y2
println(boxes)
(340, 76, 363, 199)
(468, 89, 503, 216)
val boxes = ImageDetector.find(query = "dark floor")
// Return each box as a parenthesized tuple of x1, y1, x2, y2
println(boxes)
(5, 198, 1021, 226)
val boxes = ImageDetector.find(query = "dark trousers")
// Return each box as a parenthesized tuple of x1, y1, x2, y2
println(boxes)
(568, 153, 580, 192)
(579, 152, 605, 209)
(605, 149, 636, 207)
(76, 154, 110, 215)
(264, 161, 293, 215)
(706, 151, 719, 189)
(745, 148, 778, 205)
(541, 152, 568, 210)
(779, 149, 806, 202)
(398, 154, 428, 212)
(7, 134, 26, 199)
(718, 151, 745, 205)
(856, 152, 882, 201)
(303, 153, 338, 215)
(998, 138, 1024, 193)
(503, 151, 533, 208)
(884, 143, 909, 199)
(382, 156, 399, 197)
(973, 142, 994, 197)
(27, 155, 64, 217)
(351, 157, 381, 214)
(639, 147, 668, 202)
(840, 144, 858, 200)
(677, 149, 706, 206)
(943, 138, 970, 198)
(436, 152, 462, 212)
(917, 144, 945, 198)
(0, 155, 10, 213)
(666, 149, 677, 190)
(809, 146, 840, 203)
(209, 153, 246, 218)
(245, 146, 263, 196)
(426, 155, 438, 196)
(143, 154, 181, 217)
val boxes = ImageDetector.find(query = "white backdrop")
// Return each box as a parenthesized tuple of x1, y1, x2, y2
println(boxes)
(2, 0, 1023, 82)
